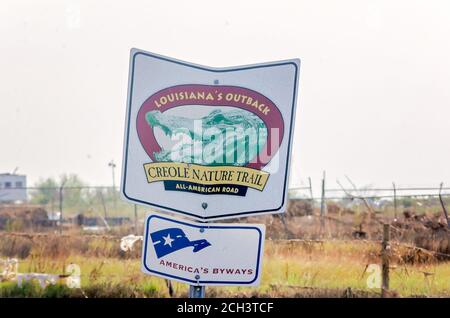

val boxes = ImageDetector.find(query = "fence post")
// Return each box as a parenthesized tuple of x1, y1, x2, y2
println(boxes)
(439, 183, 450, 229)
(392, 182, 397, 221)
(99, 190, 108, 219)
(320, 171, 326, 237)
(381, 223, 390, 297)
(134, 204, 138, 235)
(308, 177, 314, 216)
(108, 160, 117, 210)
(59, 183, 64, 234)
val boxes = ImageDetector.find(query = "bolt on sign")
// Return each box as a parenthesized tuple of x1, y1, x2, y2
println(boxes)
(141, 212, 265, 286)
(121, 49, 300, 220)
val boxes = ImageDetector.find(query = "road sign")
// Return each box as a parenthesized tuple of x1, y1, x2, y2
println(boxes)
(121, 49, 300, 220)
(141, 212, 265, 286)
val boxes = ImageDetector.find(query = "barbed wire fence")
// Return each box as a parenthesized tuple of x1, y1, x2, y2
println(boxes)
(1, 180, 449, 298)
(289, 177, 450, 229)
(0, 185, 139, 234)
(0, 179, 449, 237)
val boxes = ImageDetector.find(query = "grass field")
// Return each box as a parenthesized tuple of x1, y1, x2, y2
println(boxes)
(1, 238, 449, 298)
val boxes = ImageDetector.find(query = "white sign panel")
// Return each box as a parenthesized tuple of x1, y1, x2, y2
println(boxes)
(121, 48, 300, 220)
(141, 212, 265, 286)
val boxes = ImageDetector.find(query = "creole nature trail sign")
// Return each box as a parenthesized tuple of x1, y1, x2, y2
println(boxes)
(142, 212, 265, 286)
(120, 49, 301, 221)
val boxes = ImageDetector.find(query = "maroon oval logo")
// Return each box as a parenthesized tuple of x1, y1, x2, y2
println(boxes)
(136, 84, 284, 170)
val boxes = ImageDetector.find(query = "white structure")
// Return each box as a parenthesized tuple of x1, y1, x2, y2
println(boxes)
(0, 173, 27, 202)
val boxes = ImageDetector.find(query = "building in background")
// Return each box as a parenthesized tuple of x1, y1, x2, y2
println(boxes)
(0, 173, 27, 203)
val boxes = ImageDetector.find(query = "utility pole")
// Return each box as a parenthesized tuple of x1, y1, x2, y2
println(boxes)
(108, 160, 117, 209)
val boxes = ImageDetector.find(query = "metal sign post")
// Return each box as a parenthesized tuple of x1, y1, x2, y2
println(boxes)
(189, 285, 205, 298)
(189, 217, 207, 298)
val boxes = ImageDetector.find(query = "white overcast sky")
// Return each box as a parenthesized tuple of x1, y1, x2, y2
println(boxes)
(1, 0, 450, 193)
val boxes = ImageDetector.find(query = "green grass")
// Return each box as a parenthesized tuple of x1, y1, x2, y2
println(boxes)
(1, 240, 449, 297)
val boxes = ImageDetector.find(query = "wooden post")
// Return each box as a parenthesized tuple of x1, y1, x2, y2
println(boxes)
(308, 177, 314, 216)
(439, 183, 450, 229)
(319, 171, 326, 237)
(59, 184, 64, 234)
(381, 223, 390, 297)
(108, 160, 117, 210)
(392, 182, 397, 220)
(98, 190, 110, 230)
(100, 190, 108, 220)
(134, 204, 138, 235)
(281, 214, 291, 239)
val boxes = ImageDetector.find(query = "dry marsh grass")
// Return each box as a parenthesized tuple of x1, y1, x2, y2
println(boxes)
(0, 234, 449, 298)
